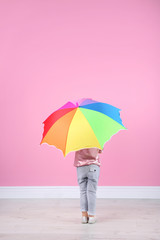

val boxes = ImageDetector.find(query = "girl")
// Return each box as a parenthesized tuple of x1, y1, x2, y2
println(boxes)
(74, 147, 103, 224)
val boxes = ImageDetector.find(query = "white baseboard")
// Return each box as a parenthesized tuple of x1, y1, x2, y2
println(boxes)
(0, 186, 160, 199)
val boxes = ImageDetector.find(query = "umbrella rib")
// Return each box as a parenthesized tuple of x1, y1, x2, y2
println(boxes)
(63, 108, 78, 156)
(78, 108, 102, 149)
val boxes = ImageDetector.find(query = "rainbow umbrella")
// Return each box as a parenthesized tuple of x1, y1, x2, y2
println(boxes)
(40, 98, 127, 156)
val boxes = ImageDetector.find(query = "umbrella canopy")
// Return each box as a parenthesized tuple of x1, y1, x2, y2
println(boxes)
(40, 98, 127, 156)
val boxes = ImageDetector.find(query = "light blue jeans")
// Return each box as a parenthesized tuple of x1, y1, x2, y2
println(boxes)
(77, 164, 100, 215)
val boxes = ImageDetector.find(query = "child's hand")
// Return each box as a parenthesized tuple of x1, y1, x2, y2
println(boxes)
(98, 147, 104, 153)
(98, 149, 103, 153)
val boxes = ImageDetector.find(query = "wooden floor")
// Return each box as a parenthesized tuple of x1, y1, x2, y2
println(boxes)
(0, 199, 160, 240)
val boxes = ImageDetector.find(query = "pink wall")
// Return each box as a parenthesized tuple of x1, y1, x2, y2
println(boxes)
(0, 0, 159, 186)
